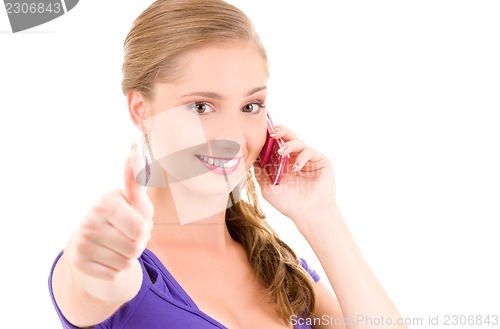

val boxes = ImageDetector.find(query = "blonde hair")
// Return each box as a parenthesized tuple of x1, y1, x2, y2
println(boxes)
(121, 0, 316, 326)
(122, 0, 268, 98)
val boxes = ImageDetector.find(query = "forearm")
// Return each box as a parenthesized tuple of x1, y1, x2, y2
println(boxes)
(52, 252, 143, 327)
(296, 206, 407, 329)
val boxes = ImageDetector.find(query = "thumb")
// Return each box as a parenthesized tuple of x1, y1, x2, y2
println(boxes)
(123, 144, 154, 219)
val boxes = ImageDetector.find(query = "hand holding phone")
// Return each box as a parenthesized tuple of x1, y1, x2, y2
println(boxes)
(257, 113, 288, 185)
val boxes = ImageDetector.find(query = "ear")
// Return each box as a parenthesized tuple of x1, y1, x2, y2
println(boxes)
(127, 90, 148, 130)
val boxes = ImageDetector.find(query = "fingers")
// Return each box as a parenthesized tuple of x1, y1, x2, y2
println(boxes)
(271, 125, 331, 172)
(77, 241, 135, 272)
(94, 191, 152, 241)
(272, 125, 308, 163)
(71, 241, 136, 280)
(277, 139, 306, 157)
(81, 208, 149, 258)
(66, 146, 156, 284)
(72, 191, 153, 280)
(74, 261, 120, 281)
(290, 147, 323, 172)
(269, 124, 298, 142)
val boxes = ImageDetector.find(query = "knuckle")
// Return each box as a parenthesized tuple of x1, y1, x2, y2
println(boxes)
(95, 193, 120, 217)
(95, 193, 111, 210)
(130, 240, 144, 258)
(291, 139, 303, 148)
(299, 146, 311, 156)
(123, 259, 137, 271)
(121, 241, 137, 258)
(80, 216, 99, 236)
(116, 255, 136, 272)
(72, 255, 87, 273)
(130, 222, 145, 240)
(132, 236, 148, 257)
(133, 240, 144, 256)
(73, 235, 90, 253)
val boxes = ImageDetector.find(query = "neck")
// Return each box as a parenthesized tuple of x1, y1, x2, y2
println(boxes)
(146, 182, 236, 250)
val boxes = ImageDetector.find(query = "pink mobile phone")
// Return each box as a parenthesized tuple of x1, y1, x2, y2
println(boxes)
(257, 113, 288, 185)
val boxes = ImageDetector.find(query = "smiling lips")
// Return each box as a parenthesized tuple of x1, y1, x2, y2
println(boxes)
(195, 154, 242, 175)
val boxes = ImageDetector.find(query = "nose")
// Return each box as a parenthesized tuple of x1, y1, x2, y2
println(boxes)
(206, 112, 246, 158)
(207, 139, 240, 159)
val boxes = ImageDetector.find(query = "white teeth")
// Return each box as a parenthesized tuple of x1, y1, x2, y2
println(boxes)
(223, 159, 237, 168)
(197, 155, 238, 168)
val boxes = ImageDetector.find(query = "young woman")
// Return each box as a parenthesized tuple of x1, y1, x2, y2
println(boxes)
(49, 1, 407, 328)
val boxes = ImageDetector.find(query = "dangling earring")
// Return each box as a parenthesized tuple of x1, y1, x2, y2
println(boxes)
(142, 130, 152, 186)
(226, 174, 247, 209)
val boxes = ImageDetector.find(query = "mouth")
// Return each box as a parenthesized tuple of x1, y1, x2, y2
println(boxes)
(195, 154, 242, 170)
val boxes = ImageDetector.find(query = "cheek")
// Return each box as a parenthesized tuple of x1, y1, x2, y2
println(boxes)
(246, 122, 267, 158)
(145, 108, 207, 159)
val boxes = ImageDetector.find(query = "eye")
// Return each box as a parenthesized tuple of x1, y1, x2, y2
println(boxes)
(187, 102, 215, 115)
(241, 101, 266, 114)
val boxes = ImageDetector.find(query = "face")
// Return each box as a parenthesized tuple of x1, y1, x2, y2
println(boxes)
(141, 41, 268, 198)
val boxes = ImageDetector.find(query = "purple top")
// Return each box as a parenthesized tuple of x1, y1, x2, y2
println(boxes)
(49, 249, 321, 329)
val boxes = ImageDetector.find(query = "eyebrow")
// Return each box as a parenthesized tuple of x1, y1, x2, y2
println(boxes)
(178, 86, 267, 100)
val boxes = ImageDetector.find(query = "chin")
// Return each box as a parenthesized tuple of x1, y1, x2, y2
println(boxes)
(176, 165, 247, 197)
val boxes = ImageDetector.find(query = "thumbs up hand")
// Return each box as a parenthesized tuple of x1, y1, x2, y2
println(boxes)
(53, 145, 155, 326)
(67, 145, 154, 281)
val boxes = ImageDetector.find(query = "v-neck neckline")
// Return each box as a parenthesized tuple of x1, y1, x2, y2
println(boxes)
(143, 248, 229, 329)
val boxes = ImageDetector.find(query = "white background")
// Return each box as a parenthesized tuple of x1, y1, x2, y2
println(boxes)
(1, 1, 499, 327)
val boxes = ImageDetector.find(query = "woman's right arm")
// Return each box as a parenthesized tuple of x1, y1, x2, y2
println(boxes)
(51, 145, 154, 328)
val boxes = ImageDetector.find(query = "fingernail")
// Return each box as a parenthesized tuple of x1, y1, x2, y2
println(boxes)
(292, 162, 301, 172)
(270, 128, 280, 136)
(277, 145, 287, 153)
